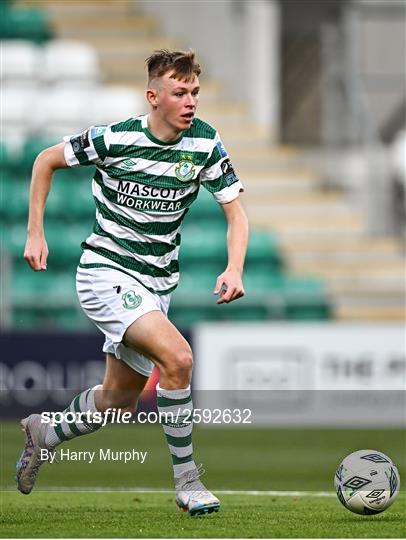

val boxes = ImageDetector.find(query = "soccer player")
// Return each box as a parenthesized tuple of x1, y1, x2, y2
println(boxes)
(16, 49, 248, 516)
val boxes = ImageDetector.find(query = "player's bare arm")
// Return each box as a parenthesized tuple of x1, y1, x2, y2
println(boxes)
(24, 143, 67, 271)
(215, 197, 249, 304)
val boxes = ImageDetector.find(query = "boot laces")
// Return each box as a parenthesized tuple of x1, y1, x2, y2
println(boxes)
(17, 424, 56, 480)
(179, 464, 211, 499)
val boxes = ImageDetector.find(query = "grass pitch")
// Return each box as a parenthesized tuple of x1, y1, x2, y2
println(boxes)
(2, 491, 405, 538)
(1, 422, 405, 537)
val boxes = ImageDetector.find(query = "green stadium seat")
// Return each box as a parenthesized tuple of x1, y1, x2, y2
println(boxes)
(243, 269, 282, 292)
(245, 230, 283, 270)
(285, 305, 330, 320)
(169, 299, 272, 327)
(7, 223, 27, 257)
(186, 188, 224, 223)
(0, 141, 10, 169)
(18, 137, 60, 174)
(45, 222, 91, 263)
(282, 277, 331, 320)
(64, 177, 96, 218)
(177, 266, 220, 293)
(52, 308, 91, 330)
(0, 7, 52, 42)
(4, 221, 91, 265)
(0, 177, 30, 221)
(172, 268, 331, 324)
(46, 175, 95, 219)
(221, 306, 270, 321)
(180, 224, 226, 264)
(12, 307, 83, 330)
(8, 262, 90, 330)
(181, 222, 283, 272)
(0, 173, 95, 223)
(11, 267, 76, 306)
(282, 276, 326, 294)
(11, 308, 45, 330)
(173, 265, 280, 324)
(168, 306, 218, 329)
(43, 180, 69, 218)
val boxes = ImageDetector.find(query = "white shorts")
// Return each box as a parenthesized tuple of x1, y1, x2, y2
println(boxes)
(76, 266, 171, 377)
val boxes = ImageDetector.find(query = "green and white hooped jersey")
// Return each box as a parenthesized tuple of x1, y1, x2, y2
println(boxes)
(63, 114, 243, 295)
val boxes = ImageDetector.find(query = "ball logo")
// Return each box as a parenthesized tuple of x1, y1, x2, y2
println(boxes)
(334, 449, 400, 515)
(389, 467, 398, 497)
(174, 154, 195, 182)
(122, 291, 142, 310)
(343, 476, 371, 491)
(335, 463, 344, 482)
(366, 489, 385, 499)
(361, 453, 389, 463)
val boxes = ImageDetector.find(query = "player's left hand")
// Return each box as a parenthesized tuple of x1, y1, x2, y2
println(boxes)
(214, 268, 245, 304)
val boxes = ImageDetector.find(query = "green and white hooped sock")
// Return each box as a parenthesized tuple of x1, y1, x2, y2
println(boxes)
(156, 383, 196, 478)
(44, 384, 103, 448)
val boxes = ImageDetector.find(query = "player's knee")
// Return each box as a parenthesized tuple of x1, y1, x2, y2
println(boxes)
(164, 347, 193, 385)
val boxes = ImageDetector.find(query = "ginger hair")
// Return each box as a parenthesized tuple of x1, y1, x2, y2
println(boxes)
(146, 49, 201, 84)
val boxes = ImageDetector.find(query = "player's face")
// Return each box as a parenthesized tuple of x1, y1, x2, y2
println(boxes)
(154, 72, 200, 133)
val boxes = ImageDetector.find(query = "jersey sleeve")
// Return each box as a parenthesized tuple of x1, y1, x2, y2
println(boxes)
(63, 125, 110, 167)
(199, 132, 244, 204)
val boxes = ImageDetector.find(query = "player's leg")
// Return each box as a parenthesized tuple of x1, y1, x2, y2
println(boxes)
(95, 352, 149, 412)
(123, 311, 220, 515)
(17, 266, 157, 494)
(44, 352, 149, 447)
(123, 311, 196, 476)
(16, 353, 148, 494)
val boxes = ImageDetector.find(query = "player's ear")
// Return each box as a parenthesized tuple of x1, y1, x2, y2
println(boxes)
(146, 88, 158, 108)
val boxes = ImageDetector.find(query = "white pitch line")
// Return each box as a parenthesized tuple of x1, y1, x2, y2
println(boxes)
(213, 491, 335, 497)
(1, 487, 336, 497)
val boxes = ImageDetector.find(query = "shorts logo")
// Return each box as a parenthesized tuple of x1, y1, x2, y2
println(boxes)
(174, 153, 195, 182)
(122, 290, 142, 310)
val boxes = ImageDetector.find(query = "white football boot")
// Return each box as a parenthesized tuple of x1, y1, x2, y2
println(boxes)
(175, 464, 220, 516)
(16, 414, 50, 494)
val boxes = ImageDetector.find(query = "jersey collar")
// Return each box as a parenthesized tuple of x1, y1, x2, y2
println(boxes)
(142, 114, 184, 146)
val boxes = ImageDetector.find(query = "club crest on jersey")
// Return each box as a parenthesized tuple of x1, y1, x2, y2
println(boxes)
(174, 153, 195, 182)
(122, 291, 142, 310)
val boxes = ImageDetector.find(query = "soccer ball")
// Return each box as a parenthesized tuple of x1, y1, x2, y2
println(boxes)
(334, 449, 400, 515)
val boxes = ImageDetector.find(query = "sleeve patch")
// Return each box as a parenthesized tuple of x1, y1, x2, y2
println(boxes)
(221, 158, 238, 186)
(216, 140, 228, 158)
(70, 129, 90, 153)
(90, 126, 107, 138)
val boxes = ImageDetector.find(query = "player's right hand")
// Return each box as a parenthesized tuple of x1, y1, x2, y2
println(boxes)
(24, 235, 48, 271)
